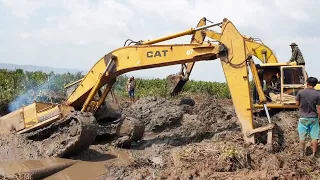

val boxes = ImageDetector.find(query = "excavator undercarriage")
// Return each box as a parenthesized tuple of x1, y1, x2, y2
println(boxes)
(0, 100, 144, 157)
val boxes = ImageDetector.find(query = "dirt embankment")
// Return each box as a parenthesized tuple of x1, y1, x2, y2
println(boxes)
(102, 95, 320, 180)
(1, 94, 320, 179)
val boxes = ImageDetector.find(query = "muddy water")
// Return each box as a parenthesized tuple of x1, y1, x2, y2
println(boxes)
(0, 147, 133, 180)
(45, 148, 133, 179)
(44, 162, 107, 180)
(0, 158, 79, 179)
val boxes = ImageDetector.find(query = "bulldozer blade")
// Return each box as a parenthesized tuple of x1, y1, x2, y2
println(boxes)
(166, 74, 187, 96)
(0, 158, 79, 180)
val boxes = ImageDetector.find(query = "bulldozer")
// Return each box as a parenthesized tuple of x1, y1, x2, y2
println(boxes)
(0, 17, 318, 160)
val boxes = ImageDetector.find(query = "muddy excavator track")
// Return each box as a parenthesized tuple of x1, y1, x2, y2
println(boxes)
(24, 111, 98, 158)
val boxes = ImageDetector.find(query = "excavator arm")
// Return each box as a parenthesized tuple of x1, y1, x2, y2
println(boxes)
(66, 43, 223, 110)
(66, 20, 225, 110)
(168, 17, 279, 96)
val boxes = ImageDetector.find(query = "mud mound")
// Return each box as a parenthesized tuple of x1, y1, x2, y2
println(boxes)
(171, 96, 238, 142)
(100, 95, 320, 179)
(121, 95, 239, 148)
(122, 96, 184, 132)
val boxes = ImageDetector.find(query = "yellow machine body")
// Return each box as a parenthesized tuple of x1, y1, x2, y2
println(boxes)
(0, 17, 317, 149)
(0, 102, 74, 135)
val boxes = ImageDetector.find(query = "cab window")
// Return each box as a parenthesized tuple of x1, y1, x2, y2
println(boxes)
(283, 67, 305, 85)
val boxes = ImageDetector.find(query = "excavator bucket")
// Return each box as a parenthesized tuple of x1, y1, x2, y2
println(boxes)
(166, 74, 187, 96)
(166, 17, 207, 96)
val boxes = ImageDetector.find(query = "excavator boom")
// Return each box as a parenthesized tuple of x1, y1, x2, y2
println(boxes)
(168, 17, 279, 96)
(66, 43, 222, 110)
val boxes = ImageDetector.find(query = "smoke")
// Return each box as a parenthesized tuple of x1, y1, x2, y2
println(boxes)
(8, 75, 60, 112)
(8, 91, 34, 112)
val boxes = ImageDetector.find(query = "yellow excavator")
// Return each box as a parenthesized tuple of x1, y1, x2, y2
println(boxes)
(0, 18, 317, 158)
(168, 17, 320, 108)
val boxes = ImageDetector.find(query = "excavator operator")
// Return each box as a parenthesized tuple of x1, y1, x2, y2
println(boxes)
(263, 74, 281, 103)
(288, 43, 305, 66)
(269, 75, 281, 94)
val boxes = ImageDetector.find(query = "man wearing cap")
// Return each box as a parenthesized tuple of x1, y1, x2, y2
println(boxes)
(288, 43, 305, 65)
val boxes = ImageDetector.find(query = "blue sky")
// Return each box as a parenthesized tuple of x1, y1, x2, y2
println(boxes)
(1, 0, 319, 82)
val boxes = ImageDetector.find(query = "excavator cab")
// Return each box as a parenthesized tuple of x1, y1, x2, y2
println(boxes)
(281, 65, 307, 104)
(253, 63, 308, 108)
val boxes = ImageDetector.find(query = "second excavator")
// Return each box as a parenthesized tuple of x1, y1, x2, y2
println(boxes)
(0, 17, 313, 157)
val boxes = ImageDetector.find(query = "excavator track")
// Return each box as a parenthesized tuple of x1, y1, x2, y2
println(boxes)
(24, 111, 98, 158)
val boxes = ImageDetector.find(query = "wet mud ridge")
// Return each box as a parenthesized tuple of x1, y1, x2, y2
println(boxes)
(1, 95, 320, 179)
(105, 95, 320, 179)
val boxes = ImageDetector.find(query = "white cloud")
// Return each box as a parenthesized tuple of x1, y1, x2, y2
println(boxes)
(1, 0, 48, 19)
(19, 32, 30, 39)
(16, 0, 135, 46)
(274, 0, 313, 22)
(1, 0, 319, 82)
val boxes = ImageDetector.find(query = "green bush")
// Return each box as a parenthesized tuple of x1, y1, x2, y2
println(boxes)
(0, 69, 83, 114)
(0, 70, 232, 114)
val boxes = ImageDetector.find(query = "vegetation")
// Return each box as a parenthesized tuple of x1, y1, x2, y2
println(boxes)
(0, 69, 230, 115)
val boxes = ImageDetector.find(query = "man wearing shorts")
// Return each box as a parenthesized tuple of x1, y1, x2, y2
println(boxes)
(296, 77, 320, 157)
(126, 76, 136, 104)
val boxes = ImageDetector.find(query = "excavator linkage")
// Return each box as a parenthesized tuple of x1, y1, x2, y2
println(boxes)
(166, 17, 207, 96)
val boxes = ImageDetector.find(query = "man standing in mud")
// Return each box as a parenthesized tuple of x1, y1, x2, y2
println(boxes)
(296, 77, 320, 157)
(126, 76, 136, 104)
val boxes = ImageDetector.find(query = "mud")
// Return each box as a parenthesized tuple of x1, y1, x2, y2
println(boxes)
(122, 96, 184, 132)
(0, 158, 78, 179)
(102, 95, 320, 179)
(0, 133, 44, 162)
(1, 94, 320, 179)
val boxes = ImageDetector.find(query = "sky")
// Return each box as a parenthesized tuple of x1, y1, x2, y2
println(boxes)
(0, 0, 319, 82)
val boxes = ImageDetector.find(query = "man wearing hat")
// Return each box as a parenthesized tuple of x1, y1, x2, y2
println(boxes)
(288, 43, 305, 65)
